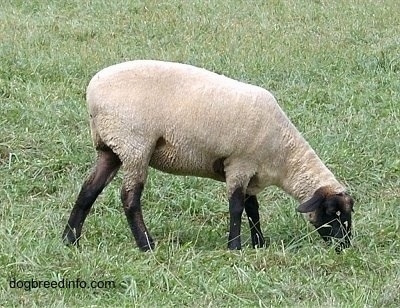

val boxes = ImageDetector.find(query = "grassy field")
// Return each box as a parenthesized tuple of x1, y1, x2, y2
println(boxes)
(1, 0, 399, 306)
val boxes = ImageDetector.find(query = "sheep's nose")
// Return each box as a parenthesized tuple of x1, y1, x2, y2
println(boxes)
(335, 238, 351, 253)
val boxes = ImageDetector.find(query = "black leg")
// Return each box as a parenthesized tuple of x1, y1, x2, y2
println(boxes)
(244, 195, 265, 248)
(62, 149, 121, 246)
(121, 183, 154, 251)
(228, 187, 245, 250)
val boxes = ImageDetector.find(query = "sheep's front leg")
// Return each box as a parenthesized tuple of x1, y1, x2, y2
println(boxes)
(121, 182, 154, 251)
(244, 195, 265, 248)
(228, 187, 245, 250)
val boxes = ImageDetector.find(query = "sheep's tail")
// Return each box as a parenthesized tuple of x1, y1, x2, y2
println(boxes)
(88, 114, 106, 150)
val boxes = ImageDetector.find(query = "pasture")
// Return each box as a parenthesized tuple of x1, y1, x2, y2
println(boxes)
(1, 0, 399, 306)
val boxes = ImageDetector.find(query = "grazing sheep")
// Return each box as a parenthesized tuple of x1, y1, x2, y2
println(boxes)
(62, 60, 354, 251)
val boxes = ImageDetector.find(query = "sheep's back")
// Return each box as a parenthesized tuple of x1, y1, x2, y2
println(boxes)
(86, 60, 292, 179)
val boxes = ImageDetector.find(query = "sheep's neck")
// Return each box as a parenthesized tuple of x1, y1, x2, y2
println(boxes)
(280, 138, 343, 203)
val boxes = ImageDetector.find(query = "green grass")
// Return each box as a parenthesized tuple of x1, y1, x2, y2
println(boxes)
(1, 0, 399, 306)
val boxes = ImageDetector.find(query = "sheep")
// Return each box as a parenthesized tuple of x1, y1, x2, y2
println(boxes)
(62, 60, 354, 252)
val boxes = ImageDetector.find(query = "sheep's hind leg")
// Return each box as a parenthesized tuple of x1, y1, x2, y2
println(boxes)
(121, 181, 154, 251)
(244, 195, 266, 248)
(62, 148, 121, 246)
(227, 187, 245, 250)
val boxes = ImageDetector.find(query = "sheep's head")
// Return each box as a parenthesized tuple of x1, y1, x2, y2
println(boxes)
(297, 186, 354, 252)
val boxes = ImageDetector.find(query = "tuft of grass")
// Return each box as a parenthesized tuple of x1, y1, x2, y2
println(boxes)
(1, 0, 399, 306)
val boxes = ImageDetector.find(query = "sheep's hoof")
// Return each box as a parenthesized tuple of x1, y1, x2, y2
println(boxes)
(228, 240, 242, 250)
(251, 233, 263, 248)
(252, 236, 270, 249)
(138, 241, 155, 252)
(62, 228, 79, 246)
(137, 234, 155, 252)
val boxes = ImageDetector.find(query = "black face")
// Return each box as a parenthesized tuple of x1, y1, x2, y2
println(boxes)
(297, 188, 354, 252)
(313, 195, 353, 250)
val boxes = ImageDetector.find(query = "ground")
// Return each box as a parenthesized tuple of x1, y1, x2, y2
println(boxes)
(1, 0, 399, 306)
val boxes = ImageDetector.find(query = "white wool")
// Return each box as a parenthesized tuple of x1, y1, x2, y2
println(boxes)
(87, 60, 344, 202)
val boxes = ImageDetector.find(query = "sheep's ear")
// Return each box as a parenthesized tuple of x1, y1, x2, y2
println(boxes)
(297, 194, 324, 213)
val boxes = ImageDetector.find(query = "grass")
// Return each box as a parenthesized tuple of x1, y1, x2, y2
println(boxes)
(1, 0, 399, 306)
